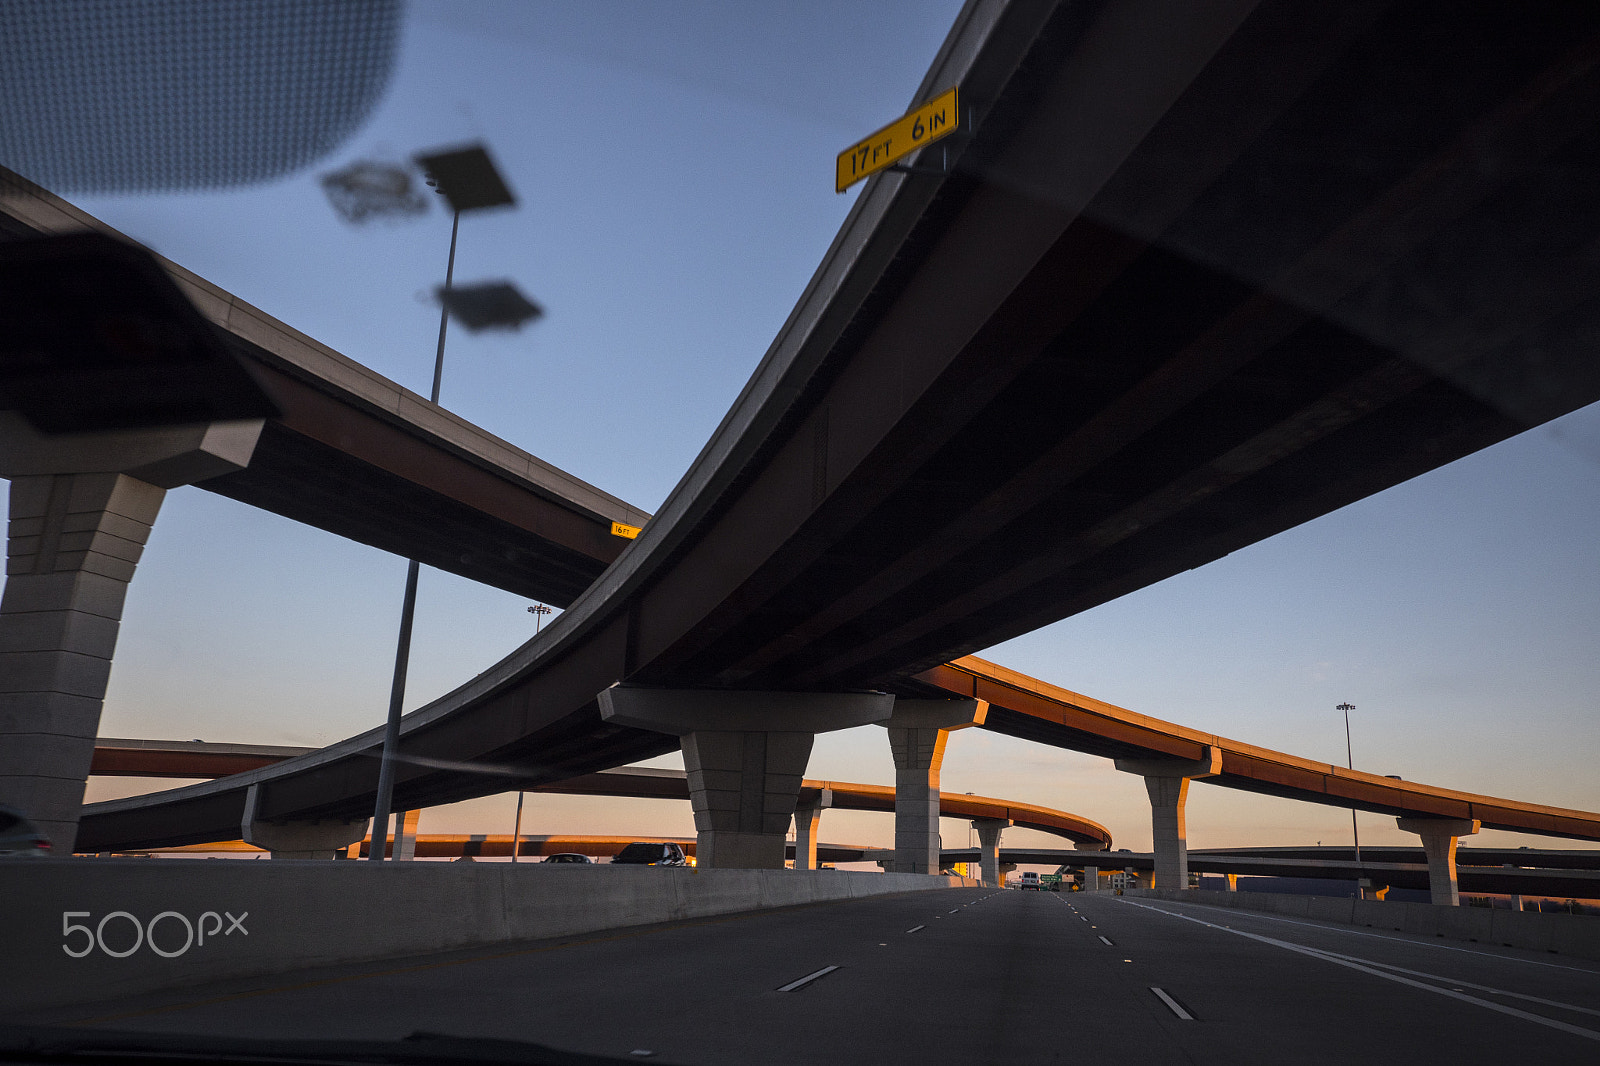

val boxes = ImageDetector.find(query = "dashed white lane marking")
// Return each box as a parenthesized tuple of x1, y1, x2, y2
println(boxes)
(1097, 935, 1115, 946)
(1116, 899, 1600, 1043)
(776, 965, 839, 993)
(1150, 987, 1194, 1020)
(948, 909, 960, 913)
(906, 925, 925, 934)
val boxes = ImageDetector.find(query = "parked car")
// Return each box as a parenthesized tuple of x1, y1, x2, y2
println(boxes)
(610, 842, 688, 866)
(0, 804, 52, 857)
(541, 852, 592, 864)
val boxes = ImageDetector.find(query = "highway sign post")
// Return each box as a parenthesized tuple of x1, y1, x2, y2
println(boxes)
(836, 86, 959, 193)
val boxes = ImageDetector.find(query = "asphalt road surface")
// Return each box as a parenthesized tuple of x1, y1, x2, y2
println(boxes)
(42, 888, 1600, 1064)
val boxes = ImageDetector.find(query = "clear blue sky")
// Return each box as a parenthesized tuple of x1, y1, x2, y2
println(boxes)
(36, 1, 1600, 858)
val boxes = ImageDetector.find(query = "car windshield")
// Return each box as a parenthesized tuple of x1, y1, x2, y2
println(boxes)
(2, 2, 1599, 1063)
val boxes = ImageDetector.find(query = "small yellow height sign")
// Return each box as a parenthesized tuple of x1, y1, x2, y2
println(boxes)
(610, 520, 641, 540)
(835, 86, 959, 193)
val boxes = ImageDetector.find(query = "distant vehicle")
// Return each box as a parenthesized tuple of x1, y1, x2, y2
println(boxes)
(0, 804, 51, 857)
(610, 842, 688, 866)
(542, 853, 592, 864)
(1016, 871, 1041, 891)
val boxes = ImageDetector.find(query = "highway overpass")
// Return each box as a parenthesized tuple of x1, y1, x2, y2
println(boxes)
(87, 737, 1112, 876)
(8, 0, 1600, 893)
(0, 170, 650, 606)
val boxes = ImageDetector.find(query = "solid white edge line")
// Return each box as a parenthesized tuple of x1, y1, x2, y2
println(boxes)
(1299, 944, 1600, 1019)
(1144, 899, 1600, 974)
(906, 925, 926, 933)
(776, 965, 839, 993)
(1116, 899, 1600, 1043)
(1150, 986, 1194, 1020)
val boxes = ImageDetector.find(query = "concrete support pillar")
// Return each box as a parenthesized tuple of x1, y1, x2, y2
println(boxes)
(1225, 873, 1238, 892)
(598, 684, 891, 869)
(998, 862, 1017, 886)
(972, 817, 1010, 886)
(1358, 877, 1388, 901)
(0, 474, 162, 850)
(393, 809, 420, 861)
(791, 788, 831, 870)
(1501, 865, 1524, 911)
(242, 784, 367, 860)
(1114, 746, 1221, 891)
(0, 416, 261, 852)
(1397, 816, 1480, 906)
(1082, 865, 1100, 892)
(880, 698, 985, 874)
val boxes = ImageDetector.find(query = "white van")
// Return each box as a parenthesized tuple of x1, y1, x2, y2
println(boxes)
(1016, 870, 1041, 890)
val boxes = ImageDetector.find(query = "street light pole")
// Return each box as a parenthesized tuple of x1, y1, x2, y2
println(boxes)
(368, 211, 459, 862)
(509, 604, 552, 863)
(1337, 702, 1361, 865)
(510, 790, 525, 864)
(367, 143, 518, 862)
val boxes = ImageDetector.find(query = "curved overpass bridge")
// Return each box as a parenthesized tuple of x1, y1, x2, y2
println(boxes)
(88, 738, 1112, 849)
(16, 1, 1600, 875)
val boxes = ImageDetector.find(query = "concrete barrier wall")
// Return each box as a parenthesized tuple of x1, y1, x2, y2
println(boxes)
(0, 859, 973, 1014)
(1123, 887, 1600, 961)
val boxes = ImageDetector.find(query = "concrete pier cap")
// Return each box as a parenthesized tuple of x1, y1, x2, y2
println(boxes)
(879, 698, 986, 875)
(1114, 745, 1222, 891)
(597, 684, 892, 870)
(0, 413, 264, 487)
(241, 785, 367, 860)
(1397, 816, 1480, 907)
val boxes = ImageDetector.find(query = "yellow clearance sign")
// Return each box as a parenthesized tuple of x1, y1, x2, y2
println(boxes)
(610, 520, 641, 540)
(835, 86, 959, 193)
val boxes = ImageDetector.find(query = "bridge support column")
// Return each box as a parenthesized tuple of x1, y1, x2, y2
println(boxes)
(393, 809, 419, 861)
(0, 417, 261, 852)
(792, 788, 831, 870)
(242, 784, 367, 859)
(972, 817, 1010, 886)
(1397, 816, 1480, 906)
(1083, 865, 1100, 892)
(1225, 873, 1238, 892)
(881, 698, 985, 874)
(1358, 877, 1388, 901)
(1114, 746, 1221, 891)
(598, 685, 891, 869)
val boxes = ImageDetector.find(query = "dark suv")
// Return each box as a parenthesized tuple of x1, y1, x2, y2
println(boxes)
(610, 842, 688, 866)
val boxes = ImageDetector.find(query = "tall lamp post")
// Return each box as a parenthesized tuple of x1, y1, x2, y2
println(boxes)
(367, 144, 517, 861)
(509, 604, 553, 863)
(1337, 702, 1361, 865)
